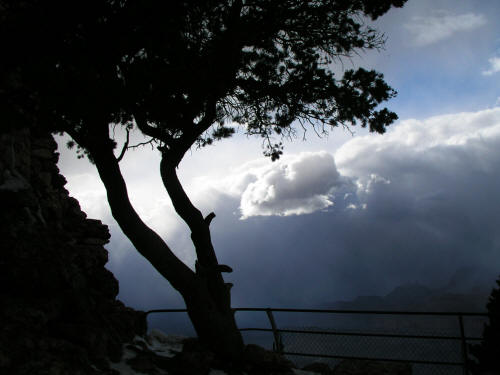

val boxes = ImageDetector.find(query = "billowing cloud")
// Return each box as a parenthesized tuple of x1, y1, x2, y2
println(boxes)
(336, 108, 500, 175)
(214, 151, 353, 218)
(405, 11, 486, 46)
(483, 56, 500, 76)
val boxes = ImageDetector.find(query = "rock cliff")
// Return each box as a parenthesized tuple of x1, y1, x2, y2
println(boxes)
(0, 127, 146, 374)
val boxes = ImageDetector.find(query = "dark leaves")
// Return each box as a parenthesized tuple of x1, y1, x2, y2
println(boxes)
(1, 0, 406, 159)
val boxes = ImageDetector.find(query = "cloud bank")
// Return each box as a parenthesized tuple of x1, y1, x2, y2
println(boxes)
(405, 11, 486, 46)
(336, 107, 500, 174)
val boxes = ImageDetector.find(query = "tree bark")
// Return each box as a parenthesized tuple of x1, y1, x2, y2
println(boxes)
(83, 135, 244, 359)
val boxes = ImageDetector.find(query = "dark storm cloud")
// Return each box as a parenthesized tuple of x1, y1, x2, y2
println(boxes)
(207, 108, 500, 308)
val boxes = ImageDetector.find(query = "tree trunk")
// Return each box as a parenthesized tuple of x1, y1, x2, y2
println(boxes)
(183, 275, 244, 360)
(79, 134, 244, 359)
(159, 154, 245, 358)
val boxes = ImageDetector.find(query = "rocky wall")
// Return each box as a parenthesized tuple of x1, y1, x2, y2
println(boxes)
(0, 127, 146, 374)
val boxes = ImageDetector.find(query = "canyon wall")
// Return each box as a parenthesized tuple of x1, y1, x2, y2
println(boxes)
(0, 127, 146, 374)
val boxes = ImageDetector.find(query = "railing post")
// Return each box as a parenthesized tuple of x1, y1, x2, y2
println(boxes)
(458, 314, 468, 375)
(266, 308, 284, 354)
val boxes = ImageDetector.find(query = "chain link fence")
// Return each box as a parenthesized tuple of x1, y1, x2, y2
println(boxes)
(280, 327, 465, 374)
(146, 307, 489, 375)
(234, 308, 489, 375)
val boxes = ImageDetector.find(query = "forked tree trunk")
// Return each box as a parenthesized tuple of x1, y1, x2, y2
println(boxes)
(84, 137, 244, 359)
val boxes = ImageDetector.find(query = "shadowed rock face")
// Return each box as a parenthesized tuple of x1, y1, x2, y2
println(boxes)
(0, 128, 146, 374)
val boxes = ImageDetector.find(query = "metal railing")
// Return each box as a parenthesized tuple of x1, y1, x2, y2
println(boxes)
(146, 307, 488, 375)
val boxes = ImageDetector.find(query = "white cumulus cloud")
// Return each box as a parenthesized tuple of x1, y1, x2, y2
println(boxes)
(482, 56, 500, 76)
(405, 11, 486, 46)
(214, 151, 352, 218)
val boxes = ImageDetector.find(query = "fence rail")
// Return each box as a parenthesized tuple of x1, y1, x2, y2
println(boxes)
(145, 307, 488, 375)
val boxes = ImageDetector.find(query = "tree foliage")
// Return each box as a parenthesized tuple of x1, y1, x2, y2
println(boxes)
(2, 0, 403, 160)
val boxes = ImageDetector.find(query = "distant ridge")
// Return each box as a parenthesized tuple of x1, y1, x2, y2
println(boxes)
(323, 266, 497, 312)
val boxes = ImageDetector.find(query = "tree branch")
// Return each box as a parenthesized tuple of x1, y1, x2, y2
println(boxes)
(157, 99, 218, 233)
(116, 127, 130, 162)
(159, 158, 215, 264)
(133, 112, 164, 140)
(204, 212, 216, 226)
(160, 156, 230, 309)
(168, 100, 218, 166)
(128, 138, 157, 151)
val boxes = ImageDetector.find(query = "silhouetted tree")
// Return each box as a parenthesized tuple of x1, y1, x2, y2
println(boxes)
(1, 0, 406, 359)
(470, 276, 500, 374)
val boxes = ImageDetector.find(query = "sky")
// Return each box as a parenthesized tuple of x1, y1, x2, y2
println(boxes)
(55, 0, 500, 333)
